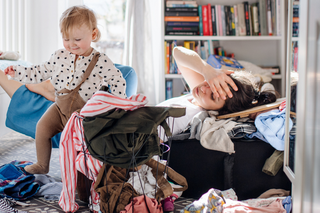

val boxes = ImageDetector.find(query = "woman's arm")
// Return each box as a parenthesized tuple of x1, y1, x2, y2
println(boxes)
(172, 46, 238, 100)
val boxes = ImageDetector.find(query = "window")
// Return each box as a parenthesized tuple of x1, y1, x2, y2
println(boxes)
(84, 0, 126, 64)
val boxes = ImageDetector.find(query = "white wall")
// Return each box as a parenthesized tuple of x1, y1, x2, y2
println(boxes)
(25, 0, 61, 64)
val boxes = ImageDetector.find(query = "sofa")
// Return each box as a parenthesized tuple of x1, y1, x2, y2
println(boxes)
(163, 137, 292, 201)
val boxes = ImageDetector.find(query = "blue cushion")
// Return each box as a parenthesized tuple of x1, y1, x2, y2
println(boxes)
(6, 64, 138, 148)
(115, 63, 138, 97)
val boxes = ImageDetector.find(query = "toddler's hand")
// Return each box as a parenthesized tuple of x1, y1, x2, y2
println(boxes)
(4, 66, 15, 77)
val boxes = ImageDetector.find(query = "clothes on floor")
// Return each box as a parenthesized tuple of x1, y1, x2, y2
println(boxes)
(119, 195, 163, 213)
(262, 151, 284, 176)
(180, 188, 225, 213)
(247, 108, 292, 151)
(258, 189, 290, 199)
(34, 174, 62, 201)
(59, 92, 148, 212)
(227, 122, 257, 139)
(200, 113, 238, 154)
(0, 161, 40, 200)
(126, 157, 183, 200)
(223, 198, 286, 213)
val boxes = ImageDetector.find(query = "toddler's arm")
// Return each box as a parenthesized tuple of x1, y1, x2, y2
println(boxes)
(9, 53, 56, 84)
(98, 54, 127, 99)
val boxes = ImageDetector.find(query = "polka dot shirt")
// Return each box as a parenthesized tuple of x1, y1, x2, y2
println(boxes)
(12, 48, 127, 101)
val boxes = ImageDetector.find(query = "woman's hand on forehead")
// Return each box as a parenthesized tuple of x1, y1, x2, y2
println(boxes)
(203, 67, 238, 100)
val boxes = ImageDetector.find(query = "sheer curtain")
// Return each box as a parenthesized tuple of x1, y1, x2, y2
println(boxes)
(123, 0, 162, 105)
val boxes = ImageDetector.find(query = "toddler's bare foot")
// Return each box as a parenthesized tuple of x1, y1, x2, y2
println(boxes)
(26, 80, 55, 102)
(24, 163, 49, 174)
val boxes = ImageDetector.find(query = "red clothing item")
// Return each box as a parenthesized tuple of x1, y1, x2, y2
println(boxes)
(120, 195, 163, 213)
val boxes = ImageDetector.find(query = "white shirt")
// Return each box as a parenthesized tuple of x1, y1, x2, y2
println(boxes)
(12, 48, 126, 101)
(157, 94, 204, 141)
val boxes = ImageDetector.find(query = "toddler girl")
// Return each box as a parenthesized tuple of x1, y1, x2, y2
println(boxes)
(4, 5, 126, 174)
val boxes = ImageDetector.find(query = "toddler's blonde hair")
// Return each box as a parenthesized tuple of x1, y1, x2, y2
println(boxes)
(60, 5, 101, 42)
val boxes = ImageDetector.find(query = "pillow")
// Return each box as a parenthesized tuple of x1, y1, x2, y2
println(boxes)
(0, 60, 32, 70)
(238, 60, 273, 83)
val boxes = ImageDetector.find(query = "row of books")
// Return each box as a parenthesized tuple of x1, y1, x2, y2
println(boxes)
(165, 1, 200, 35)
(164, 0, 281, 36)
(164, 40, 237, 74)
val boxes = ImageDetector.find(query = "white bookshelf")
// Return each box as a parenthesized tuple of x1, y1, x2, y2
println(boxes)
(159, 0, 287, 103)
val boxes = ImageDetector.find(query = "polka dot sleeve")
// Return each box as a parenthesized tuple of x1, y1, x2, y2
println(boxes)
(12, 52, 55, 84)
(97, 54, 127, 99)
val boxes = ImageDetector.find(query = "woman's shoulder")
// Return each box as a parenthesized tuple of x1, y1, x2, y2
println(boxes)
(157, 94, 200, 108)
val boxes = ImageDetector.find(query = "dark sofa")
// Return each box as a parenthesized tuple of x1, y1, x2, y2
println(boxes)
(163, 137, 292, 200)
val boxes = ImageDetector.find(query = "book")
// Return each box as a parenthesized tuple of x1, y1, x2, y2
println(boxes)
(271, 0, 277, 35)
(221, 5, 226, 36)
(166, 1, 197, 8)
(237, 3, 246, 36)
(215, 5, 221, 36)
(251, 3, 259, 35)
(166, 26, 199, 32)
(230, 6, 236, 36)
(203, 41, 209, 60)
(184, 41, 196, 50)
(207, 55, 244, 71)
(167, 31, 198, 35)
(165, 7, 198, 12)
(243, 1, 251, 36)
(164, 41, 167, 74)
(164, 16, 199, 22)
(166, 42, 170, 74)
(165, 11, 198, 16)
(224, 6, 231, 36)
(207, 4, 213, 36)
(198, 5, 203, 35)
(266, 0, 273, 35)
(259, 0, 268, 35)
(211, 6, 217, 36)
(167, 22, 199, 26)
(248, 4, 252, 35)
(293, 42, 298, 72)
(166, 80, 173, 100)
(202, 5, 209, 36)
(276, 0, 281, 36)
(234, 5, 239, 36)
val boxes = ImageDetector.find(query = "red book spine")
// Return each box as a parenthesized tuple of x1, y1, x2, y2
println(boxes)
(207, 4, 213, 36)
(202, 5, 209, 36)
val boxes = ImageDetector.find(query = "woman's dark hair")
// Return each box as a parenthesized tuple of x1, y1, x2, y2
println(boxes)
(218, 72, 278, 115)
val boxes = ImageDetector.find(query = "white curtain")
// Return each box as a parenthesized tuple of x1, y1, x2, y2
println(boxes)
(123, 0, 162, 105)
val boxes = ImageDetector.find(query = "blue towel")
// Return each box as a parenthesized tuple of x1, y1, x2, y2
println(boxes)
(254, 108, 292, 151)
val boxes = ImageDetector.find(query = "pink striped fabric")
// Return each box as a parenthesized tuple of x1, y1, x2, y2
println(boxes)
(59, 92, 148, 212)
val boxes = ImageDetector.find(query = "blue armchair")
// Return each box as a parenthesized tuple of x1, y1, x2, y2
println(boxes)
(5, 64, 138, 148)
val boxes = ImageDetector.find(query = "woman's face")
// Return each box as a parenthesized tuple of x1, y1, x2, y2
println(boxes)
(192, 81, 226, 110)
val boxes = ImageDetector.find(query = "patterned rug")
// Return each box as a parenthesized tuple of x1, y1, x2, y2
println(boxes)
(0, 131, 194, 213)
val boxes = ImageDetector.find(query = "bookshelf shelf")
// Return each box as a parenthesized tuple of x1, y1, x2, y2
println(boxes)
(164, 36, 283, 41)
(159, 0, 287, 103)
(165, 74, 184, 79)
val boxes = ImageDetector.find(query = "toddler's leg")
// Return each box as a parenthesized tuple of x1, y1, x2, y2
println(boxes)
(24, 104, 64, 174)
(0, 69, 22, 98)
